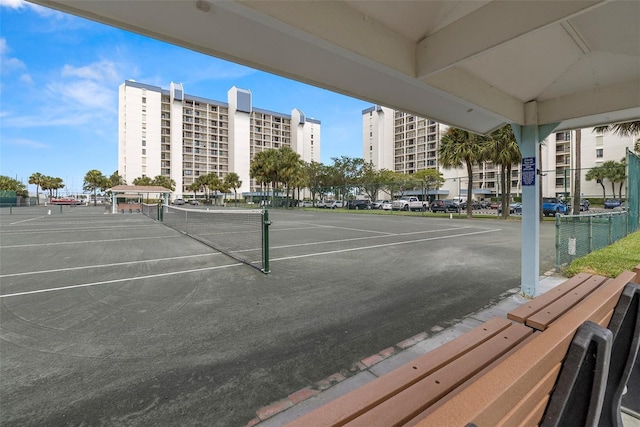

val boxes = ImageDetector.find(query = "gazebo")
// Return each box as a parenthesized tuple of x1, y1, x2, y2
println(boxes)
(107, 185, 171, 214)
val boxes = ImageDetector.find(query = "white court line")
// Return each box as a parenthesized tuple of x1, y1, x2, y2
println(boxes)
(8, 216, 46, 225)
(1, 235, 177, 249)
(1, 224, 158, 235)
(271, 228, 501, 262)
(0, 263, 243, 299)
(294, 222, 396, 235)
(270, 226, 470, 250)
(0, 253, 217, 278)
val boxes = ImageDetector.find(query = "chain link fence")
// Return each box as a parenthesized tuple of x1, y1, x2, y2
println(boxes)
(555, 149, 640, 268)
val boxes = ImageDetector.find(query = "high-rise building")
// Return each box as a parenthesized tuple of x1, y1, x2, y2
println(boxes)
(119, 80, 320, 199)
(363, 106, 637, 200)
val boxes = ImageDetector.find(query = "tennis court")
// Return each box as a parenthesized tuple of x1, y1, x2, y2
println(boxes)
(0, 205, 556, 426)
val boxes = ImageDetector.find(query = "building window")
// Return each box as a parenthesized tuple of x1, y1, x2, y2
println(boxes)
(596, 148, 603, 158)
(142, 140, 146, 146)
(142, 97, 146, 104)
(142, 149, 146, 155)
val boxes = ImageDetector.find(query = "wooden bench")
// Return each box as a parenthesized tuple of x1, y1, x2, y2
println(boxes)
(284, 269, 639, 427)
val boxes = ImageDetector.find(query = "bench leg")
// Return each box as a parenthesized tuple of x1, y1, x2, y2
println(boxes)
(541, 321, 612, 427)
(602, 282, 640, 426)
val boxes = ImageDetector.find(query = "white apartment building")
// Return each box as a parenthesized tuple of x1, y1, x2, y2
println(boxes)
(119, 80, 320, 200)
(363, 106, 637, 200)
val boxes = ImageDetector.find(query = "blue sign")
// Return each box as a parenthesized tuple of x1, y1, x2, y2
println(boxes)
(522, 157, 535, 186)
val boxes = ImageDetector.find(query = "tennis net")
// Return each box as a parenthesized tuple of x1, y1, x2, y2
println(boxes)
(141, 203, 160, 220)
(143, 204, 270, 273)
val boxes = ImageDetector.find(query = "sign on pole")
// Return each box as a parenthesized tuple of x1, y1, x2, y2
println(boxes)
(522, 157, 536, 186)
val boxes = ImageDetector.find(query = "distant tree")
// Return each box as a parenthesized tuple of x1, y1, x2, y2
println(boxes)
(0, 175, 28, 197)
(108, 171, 126, 188)
(413, 168, 445, 204)
(152, 175, 175, 191)
(132, 176, 153, 186)
(188, 181, 202, 201)
(28, 172, 44, 205)
(486, 125, 521, 218)
(585, 166, 607, 199)
(439, 128, 490, 218)
(602, 160, 625, 199)
(303, 161, 328, 203)
(223, 172, 242, 206)
(83, 170, 108, 206)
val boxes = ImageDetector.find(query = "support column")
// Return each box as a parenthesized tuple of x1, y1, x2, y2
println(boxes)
(512, 102, 558, 296)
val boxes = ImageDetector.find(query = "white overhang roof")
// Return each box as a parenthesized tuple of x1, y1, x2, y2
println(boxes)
(30, 0, 639, 134)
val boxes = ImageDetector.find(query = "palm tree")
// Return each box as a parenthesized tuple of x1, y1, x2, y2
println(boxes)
(487, 126, 521, 218)
(279, 147, 302, 208)
(28, 172, 44, 205)
(602, 160, 624, 199)
(83, 169, 107, 206)
(593, 121, 640, 136)
(152, 175, 175, 191)
(585, 166, 607, 200)
(224, 172, 242, 206)
(439, 128, 489, 218)
(108, 171, 126, 188)
(188, 181, 202, 201)
(132, 176, 154, 186)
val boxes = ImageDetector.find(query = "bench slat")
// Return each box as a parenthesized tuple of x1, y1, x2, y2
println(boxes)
(526, 275, 610, 330)
(412, 270, 637, 427)
(507, 273, 603, 324)
(285, 317, 514, 427)
(344, 323, 533, 426)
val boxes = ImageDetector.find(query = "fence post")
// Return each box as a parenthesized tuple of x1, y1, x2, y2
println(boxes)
(608, 214, 613, 245)
(555, 214, 561, 268)
(587, 215, 593, 253)
(262, 209, 271, 274)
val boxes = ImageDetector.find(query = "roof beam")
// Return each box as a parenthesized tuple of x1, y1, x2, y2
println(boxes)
(416, 0, 605, 79)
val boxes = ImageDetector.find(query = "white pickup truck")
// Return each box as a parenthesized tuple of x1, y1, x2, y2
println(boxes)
(392, 196, 428, 212)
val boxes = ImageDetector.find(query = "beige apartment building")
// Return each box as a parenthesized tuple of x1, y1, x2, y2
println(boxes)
(363, 106, 637, 201)
(119, 80, 320, 200)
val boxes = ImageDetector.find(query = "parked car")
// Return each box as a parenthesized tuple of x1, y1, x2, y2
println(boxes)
(381, 201, 393, 210)
(315, 200, 329, 208)
(542, 197, 569, 216)
(188, 199, 199, 205)
(498, 203, 522, 215)
(173, 198, 185, 205)
(604, 199, 622, 209)
(371, 200, 389, 210)
(348, 200, 371, 210)
(489, 201, 500, 209)
(430, 199, 460, 213)
(497, 202, 522, 215)
(579, 199, 590, 211)
(328, 200, 344, 209)
(299, 201, 314, 208)
(460, 200, 482, 210)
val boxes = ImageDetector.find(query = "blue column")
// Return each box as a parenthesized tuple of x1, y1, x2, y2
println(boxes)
(512, 122, 557, 296)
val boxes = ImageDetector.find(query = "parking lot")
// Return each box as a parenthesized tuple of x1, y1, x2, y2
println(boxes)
(1, 205, 556, 426)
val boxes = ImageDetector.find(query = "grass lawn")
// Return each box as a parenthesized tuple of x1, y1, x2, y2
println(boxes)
(566, 230, 640, 278)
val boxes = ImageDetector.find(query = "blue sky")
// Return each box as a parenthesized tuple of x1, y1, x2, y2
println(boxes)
(0, 1, 370, 194)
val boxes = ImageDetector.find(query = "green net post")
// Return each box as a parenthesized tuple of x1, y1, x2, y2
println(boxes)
(262, 209, 271, 274)
(555, 214, 561, 268)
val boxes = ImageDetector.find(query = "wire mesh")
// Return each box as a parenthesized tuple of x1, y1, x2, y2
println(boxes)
(141, 203, 159, 221)
(627, 149, 639, 234)
(556, 211, 630, 267)
(159, 205, 267, 272)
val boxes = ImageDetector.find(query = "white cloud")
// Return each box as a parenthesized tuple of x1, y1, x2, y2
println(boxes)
(0, 38, 26, 74)
(19, 73, 33, 84)
(48, 79, 116, 110)
(0, 0, 25, 9)
(3, 137, 49, 149)
(62, 60, 121, 84)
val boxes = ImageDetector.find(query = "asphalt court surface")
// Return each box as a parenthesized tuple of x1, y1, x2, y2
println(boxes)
(0, 205, 556, 426)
